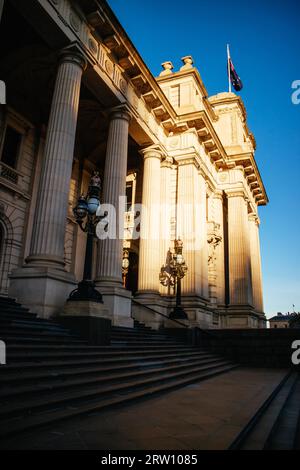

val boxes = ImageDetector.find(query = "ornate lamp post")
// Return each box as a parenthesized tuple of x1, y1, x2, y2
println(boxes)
(160, 239, 188, 320)
(67, 172, 104, 303)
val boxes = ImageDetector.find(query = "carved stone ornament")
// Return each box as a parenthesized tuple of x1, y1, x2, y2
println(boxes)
(105, 59, 114, 76)
(120, 78, 128, 94)
(89, 38, 98, 56)
(70, 11, 81, 32)
(207, 223, 222, 265)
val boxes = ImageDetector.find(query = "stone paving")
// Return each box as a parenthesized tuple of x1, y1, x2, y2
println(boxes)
(4, 368, 287, 450)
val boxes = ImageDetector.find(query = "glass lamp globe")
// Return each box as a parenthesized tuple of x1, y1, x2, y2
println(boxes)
(176, 254, 184, 265)
(87, 197, 100, 214)
(74, 197, 88, 219)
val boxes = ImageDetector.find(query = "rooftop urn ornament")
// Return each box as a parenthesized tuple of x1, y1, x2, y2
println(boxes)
(68, 171, 107, 303)
(159, 61, 174, 76)
(180, 56, 194, 71)
(159, 239, 188, 320)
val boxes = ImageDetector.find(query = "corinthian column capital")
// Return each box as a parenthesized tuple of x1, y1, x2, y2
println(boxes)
(249, 213, 260, 226)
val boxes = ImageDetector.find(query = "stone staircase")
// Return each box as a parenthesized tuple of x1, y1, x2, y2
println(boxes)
(229, 371, 300, 450)
(0, 296, 237, 440)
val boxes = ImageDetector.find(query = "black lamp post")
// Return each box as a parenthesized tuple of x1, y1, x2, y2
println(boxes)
(159, 239, 188, 320)
(67, 172, 104, 303)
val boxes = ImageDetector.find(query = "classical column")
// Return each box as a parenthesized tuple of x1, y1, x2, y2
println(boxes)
(227, 191, 253, 306)
(138, 147, 162, 293)
(96, 106, 131, 286)
(27, 50, 86, 268)
(9, 49, 86, 317)
(176, 162, 208, 298)
(95, 106, 133, 327)
(249, 214, 264, 313)
(159, 155, 173, 295)
(213, 191, 225, 305)
(177, 161, 196, 294)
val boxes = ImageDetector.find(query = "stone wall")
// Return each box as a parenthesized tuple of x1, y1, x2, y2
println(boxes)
(193, 329, 300, 368)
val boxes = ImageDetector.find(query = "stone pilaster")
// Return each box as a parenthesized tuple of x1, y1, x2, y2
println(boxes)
(226, 190, 253, 309)
(213, 191, 225, 305)
(196, 170, 209, 299)
(249, 214, 264, 314)
(9, 49, 86, 317)
(137, 147, 162, 293)
(95, 106, 133, 327)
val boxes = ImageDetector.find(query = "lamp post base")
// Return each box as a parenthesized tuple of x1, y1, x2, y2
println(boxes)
(67, 280, 103, 303)
(169, 306, 188, 320)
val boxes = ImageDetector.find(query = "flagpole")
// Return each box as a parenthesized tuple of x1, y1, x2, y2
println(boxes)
(227, 44, 231, 93)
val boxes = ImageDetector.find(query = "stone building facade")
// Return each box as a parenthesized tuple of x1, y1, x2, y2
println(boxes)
(0, 0, 268, 329)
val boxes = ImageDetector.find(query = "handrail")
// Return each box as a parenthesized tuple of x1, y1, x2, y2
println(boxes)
(131, 298, 188, 329)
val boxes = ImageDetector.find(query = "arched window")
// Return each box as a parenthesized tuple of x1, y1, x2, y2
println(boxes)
(0, 215, 13, 295)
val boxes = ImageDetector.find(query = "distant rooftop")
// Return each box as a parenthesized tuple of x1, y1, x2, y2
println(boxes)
(269, 312, 299, 322)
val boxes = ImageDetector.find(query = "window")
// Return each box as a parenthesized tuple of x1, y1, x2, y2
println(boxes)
(126, 182, 133, 211)
(1, 125, 22, 169)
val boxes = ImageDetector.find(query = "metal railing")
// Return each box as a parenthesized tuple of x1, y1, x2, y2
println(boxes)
(132, 298, 188, 328)
(0, 161, 20, 186)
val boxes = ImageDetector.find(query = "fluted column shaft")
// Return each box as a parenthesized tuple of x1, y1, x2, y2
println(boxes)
(227, 192, 253, 305)
(249, 214, 264, 312)
(96, 107, 130, 285)
(138, 148, 162, 292)
(159, 156, 173, 294)
(28, 51, 86, 268)
(177, 163, 195, 294)
(176, 163, 208, 297)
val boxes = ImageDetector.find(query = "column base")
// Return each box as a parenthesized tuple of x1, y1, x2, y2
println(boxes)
(62, 300, 110, 319)
(222, 304, 262, 329)
(8, 266, 77, 319)
(95, 282, 133, 328)
(133, 292, 165, 330)
(169, 306, 188, 320)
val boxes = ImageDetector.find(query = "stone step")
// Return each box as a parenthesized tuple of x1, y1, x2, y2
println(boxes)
(2, 350, 215, 372)
(0, 305, 34, 315)
(0, 363, 237, 438)
(0, 358, 230, 400)
(0, 362, 237, 419)
(6, 346, 200, 362)
(264, 375, 300, 449)
(0, 353, 219, 383)
(229, 372, 298, 450)
(0, 328, 82, 340)
(2, 335, 87, 345)
(0, 316, 71, 331)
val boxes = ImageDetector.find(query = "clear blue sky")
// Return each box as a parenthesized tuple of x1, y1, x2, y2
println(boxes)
(108, 0, 300, 318)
